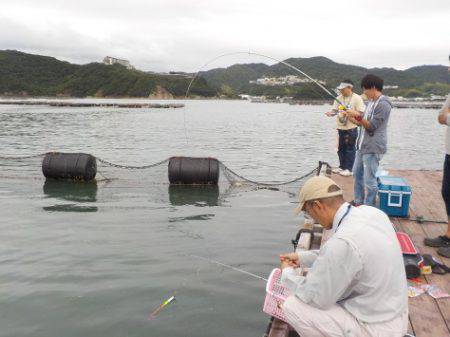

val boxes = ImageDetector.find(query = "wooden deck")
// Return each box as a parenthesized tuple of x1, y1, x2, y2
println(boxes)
(266, 170, 450, 337)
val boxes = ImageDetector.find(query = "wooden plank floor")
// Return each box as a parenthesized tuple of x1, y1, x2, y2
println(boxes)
(333, 170, 450, 337)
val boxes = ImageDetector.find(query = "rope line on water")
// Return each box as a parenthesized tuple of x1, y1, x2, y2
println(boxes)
(96, 157, 170, 170)
(221, 163, 318, 186)
(0, 153, 318, 187)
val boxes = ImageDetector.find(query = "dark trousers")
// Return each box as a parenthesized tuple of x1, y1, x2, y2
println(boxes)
(442, 154, 450, 216)
(337, 128, 357, 171)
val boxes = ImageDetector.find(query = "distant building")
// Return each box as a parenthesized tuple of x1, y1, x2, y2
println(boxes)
(168, 71, 194, 78)
(430, 95, 446, 101)
(146, 70, 194, 78)
(103, 56, 134, 69)
(249, 75, 326, 86)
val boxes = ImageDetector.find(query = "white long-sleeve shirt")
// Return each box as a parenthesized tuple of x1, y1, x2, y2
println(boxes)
(281, 202, 408, 323)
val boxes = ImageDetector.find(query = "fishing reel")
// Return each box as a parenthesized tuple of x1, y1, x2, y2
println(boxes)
(291, 228, 314, 251)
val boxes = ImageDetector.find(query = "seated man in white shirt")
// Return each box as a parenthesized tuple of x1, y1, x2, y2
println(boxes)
(279, 176, 408, 337)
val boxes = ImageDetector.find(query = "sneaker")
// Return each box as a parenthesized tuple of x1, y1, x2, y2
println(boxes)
(350, 200, 362, 207)
(423, 235, 450, 248)
(437, 246, 450, 258)
(332, 167, 342, 174)
(340, 169, 353, 177)
(422, 254, 449, 274)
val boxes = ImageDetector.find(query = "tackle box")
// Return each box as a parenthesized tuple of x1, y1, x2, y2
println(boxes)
(378, 176, 412, 217)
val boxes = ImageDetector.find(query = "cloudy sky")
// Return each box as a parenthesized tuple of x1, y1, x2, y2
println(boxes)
(1, 0, 449, 72)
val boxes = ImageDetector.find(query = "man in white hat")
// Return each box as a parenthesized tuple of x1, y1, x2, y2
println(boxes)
(279, 175, 408, 337)
(325, 80, 365, 177)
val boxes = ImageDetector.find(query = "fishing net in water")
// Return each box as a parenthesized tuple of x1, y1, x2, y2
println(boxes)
(0, 153, 326, 207)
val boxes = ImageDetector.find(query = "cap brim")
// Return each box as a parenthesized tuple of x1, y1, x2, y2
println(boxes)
(337, 83, 353, 90)
(293, 202, 304, 215)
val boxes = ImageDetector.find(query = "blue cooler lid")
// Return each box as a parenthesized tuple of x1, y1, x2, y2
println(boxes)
(378, 176, 411, 192)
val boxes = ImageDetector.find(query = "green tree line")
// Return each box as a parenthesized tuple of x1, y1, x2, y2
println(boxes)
(0, 50, 216, 97)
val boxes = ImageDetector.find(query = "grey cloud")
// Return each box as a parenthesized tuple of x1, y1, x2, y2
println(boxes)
(1, 1, 449, 72)
(0, 17, 107, 64)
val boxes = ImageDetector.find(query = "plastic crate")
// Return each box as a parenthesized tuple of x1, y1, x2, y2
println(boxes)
(378, 176, 411, 217)
(262, 268, 290, 322)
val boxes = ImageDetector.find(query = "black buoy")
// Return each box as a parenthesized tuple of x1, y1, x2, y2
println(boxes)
(168, 157, 219, 185)
(42, 152, 97, 181)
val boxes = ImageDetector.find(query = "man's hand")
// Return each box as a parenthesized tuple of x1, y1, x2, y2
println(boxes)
(280, 259, 296, 270)
(438, 109, 450, 125)
(348, 116, 360, 125)
(279, 252, 300, 267)
(343, 108, 361, 118)
(325, 111, 337, 117)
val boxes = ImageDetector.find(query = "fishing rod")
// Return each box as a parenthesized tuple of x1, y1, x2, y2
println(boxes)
(185, 51, 345, 107)
(183, 51, 346, 143)
(190, 254, 268, 282)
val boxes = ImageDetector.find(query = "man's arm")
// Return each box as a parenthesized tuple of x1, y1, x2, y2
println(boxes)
(325, 110, 338, 117)
(366, 101, 391, 132)
(438, 95, 450, 125)
(280, 250, 320, 268)
(345, 101, 390, 132)
(282, 238, 362, 310)
(345, 109, 369, 129)
(280, 250, 320, 293)
(325, 100, 339, 117)
(438, 113, 448, 125)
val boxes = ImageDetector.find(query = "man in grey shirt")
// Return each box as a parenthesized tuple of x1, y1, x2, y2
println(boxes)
(280, 176, 408, 336)
(344, 74, 392, 206)
(424, 86, 450, 258)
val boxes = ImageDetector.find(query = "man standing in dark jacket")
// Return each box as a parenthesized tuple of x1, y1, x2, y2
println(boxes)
(344, 74, 392, 206)
(423, 91, 450, 258)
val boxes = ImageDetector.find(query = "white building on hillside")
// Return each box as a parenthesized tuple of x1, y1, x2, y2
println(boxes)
(249, 75, 326, 86)
(103, 56, 134, 70)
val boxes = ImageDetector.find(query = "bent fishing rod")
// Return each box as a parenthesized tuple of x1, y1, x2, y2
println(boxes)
(182, 51, 348, 144)
(185, 51, 346, 108)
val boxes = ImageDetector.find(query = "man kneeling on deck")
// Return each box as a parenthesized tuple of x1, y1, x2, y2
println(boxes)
(279, 176, 408, 337)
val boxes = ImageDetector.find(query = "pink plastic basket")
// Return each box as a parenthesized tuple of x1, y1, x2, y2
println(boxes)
(262, 268, 291, 322)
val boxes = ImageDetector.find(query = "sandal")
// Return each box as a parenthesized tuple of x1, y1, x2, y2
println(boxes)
(422, 254, 449, 275)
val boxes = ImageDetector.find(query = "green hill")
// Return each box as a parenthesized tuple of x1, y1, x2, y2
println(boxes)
(0, 50, 216, 97)
(1, 50, 448, 99)
(200, 63, 271, 91)
(200, 56, 450, 99)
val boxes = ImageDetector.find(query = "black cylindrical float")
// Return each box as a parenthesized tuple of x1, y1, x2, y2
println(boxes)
(42, 152, 97, 181)
(168, 157, 219, 184)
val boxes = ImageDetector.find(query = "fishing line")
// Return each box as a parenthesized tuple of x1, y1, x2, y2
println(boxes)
(190, 254, 268, 282)
(183, 51, 345, 144)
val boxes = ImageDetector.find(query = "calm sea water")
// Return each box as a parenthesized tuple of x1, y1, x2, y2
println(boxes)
(0, 99, 445, 337)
